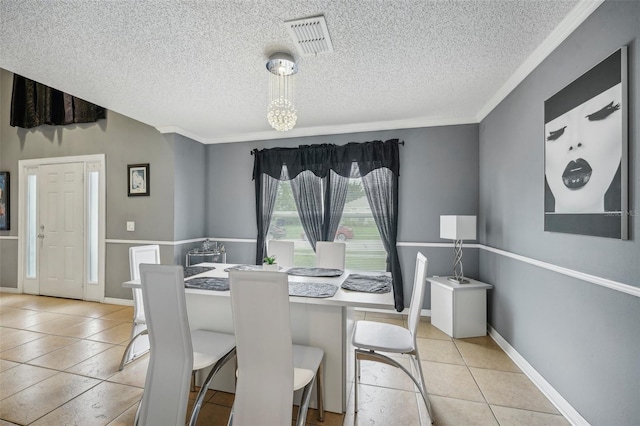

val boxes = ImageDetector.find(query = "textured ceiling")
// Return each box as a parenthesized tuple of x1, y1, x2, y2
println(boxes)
(0, 0, 598, 144)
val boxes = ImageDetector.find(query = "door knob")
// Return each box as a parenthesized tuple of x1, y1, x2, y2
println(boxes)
(38, 225, 45, 239)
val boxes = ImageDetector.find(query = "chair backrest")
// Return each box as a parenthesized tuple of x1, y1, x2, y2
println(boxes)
(129, 245, 160, 322)
(137, 264, 193, 426)
(315, 241, 346, 270)
(407, 252, 429, 342)
(228, 270, 294, 425)
(130, 245, 161, 280)
(267, 240, 294, 268)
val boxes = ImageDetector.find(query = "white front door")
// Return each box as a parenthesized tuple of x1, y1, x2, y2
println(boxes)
(38, 163, 85, 299)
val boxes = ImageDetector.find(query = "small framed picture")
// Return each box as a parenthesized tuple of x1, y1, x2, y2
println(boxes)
(128, 164, 150, 196)
(0, 172, 9, 230)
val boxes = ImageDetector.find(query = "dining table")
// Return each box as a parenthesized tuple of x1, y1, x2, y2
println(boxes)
(123, 262, 395, 413)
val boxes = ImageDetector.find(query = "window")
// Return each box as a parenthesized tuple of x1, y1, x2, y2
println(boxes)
(25, 174, 37, 278)
(87, 169, 99, 283)
(268, 168, 386, 270)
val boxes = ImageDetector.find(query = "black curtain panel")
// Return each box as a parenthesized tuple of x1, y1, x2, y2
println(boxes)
(360, 167, 404, 311)
(10, 74, 106, 129)
(252, 139, 404, 310)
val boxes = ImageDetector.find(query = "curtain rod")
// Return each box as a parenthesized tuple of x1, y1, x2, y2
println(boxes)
(250, 140, 404, 155)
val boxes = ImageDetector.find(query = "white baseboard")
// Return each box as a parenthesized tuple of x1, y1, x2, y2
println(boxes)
(0, 287, 20, 293)
(104, 297, 133, 306)
(488, 326, 588, 426)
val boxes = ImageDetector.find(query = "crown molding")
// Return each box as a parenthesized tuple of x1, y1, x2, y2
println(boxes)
(476, 0, 604, 121)
(156, 115, 477, 145)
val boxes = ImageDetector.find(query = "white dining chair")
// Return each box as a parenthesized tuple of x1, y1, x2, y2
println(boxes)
(267, 240, 295, 268)
(134, 264, 236, 426)
(315, 241, 346, 270)
(119, 244, 160, 371)
(352, 252, 433, 424)
(228, 270, 324, 426)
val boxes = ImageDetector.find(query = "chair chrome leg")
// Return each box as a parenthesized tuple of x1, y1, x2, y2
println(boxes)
(118, 329, 148, 371)
(316, 362, 324, 422)
(191, 371, 197, 393)
(227, 404, 234, 426)
(355, 349, 433, 424)
(354, 350, 359, 413)
(412, 348, 433, 424)
(296, 376, 316, 426)
(189, 348, 237, 426)
(133, 399, 142, 426)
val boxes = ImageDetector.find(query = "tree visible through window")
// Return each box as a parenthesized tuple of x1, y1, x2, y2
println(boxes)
(268, 172, 386, 270)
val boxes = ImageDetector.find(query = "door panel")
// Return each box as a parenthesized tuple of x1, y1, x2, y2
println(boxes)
(39, 163, 85, 299)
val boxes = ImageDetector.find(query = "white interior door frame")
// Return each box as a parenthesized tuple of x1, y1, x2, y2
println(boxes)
(17, 154, 106, 302)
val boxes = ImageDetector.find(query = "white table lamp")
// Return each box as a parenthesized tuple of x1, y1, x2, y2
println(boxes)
(440, 215, 476, 284)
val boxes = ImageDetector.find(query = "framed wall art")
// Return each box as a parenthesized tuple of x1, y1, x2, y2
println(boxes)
(0, 172, 9, 230)
(544, 46, 628, 239)
(128, 164, 150, 196)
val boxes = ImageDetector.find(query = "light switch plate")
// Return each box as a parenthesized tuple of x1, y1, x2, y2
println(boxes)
(126, 221, 135, 232)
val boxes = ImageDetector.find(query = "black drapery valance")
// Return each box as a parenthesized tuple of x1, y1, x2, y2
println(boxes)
(10, 74, 106, 129)
(252, 139, 401, 181)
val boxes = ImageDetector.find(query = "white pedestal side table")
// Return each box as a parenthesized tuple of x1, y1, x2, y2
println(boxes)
(428, 276, 493, 338)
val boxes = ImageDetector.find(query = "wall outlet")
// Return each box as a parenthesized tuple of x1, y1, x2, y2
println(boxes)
(126, 221, 135, 232)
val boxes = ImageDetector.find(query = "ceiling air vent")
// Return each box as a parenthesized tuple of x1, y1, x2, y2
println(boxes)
(284, 15, 334, 56)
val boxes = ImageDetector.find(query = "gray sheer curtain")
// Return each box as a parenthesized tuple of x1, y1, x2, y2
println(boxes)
(255, 173, 280, 264)
(292, 170, 349, 250)
(290, 171, 323, 250)
(359, 167, 404, 311)
(322, 171, 349, 241)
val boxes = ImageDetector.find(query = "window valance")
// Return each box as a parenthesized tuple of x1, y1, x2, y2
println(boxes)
(252, 139, 401, 181)
(10, 74, 106, 129)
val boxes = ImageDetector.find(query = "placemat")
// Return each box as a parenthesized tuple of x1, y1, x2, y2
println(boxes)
(288, 282, 338, 298)
(224, 264, 283, 272)
(184, 277, 337, 298)
(341, 274, 392, 293)
(185, 277, 229, 291)
(183, 266, 216, 278)
(286, 267, 344, 277)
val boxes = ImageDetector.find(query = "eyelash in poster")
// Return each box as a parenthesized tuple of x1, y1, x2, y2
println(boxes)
(547, 126, 566, 141)
(585, 101, 620, 121)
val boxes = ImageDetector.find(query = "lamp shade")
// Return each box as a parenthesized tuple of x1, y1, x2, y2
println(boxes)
(440, 215, 476, 240)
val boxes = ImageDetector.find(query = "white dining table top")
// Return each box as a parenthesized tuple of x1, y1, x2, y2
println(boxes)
(123, 263, 396, 310)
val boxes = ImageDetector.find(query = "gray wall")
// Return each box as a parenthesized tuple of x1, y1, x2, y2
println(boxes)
(172, 134, 208, 264)
(0, 68, 178, 297)
(479, 2, 639, 424)
(205, 125, 480, 308)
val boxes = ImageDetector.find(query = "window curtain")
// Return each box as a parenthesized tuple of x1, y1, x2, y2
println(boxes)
(10, 74, 106, 129)
(252, 139, 404, 311)
(254, 172, 280, 264)
(322, 171, 349, 242)
(290, 170, 323, 250)
(359, 167, 404, 311)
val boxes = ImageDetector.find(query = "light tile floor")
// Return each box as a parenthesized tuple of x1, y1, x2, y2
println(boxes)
(0, 293, 569, 425)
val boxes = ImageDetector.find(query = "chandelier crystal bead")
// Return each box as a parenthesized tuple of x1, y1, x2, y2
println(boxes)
(266, 52, 298, 132)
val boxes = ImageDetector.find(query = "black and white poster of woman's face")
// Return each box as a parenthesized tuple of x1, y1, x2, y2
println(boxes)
(545, 83, 622, 213)
(543, 47, 627, 239)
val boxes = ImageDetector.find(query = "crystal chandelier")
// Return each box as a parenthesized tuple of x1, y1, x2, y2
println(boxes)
(266, 52, 298, 131)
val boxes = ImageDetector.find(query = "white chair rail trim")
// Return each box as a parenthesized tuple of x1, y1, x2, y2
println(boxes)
(101, 238, 638, 298)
